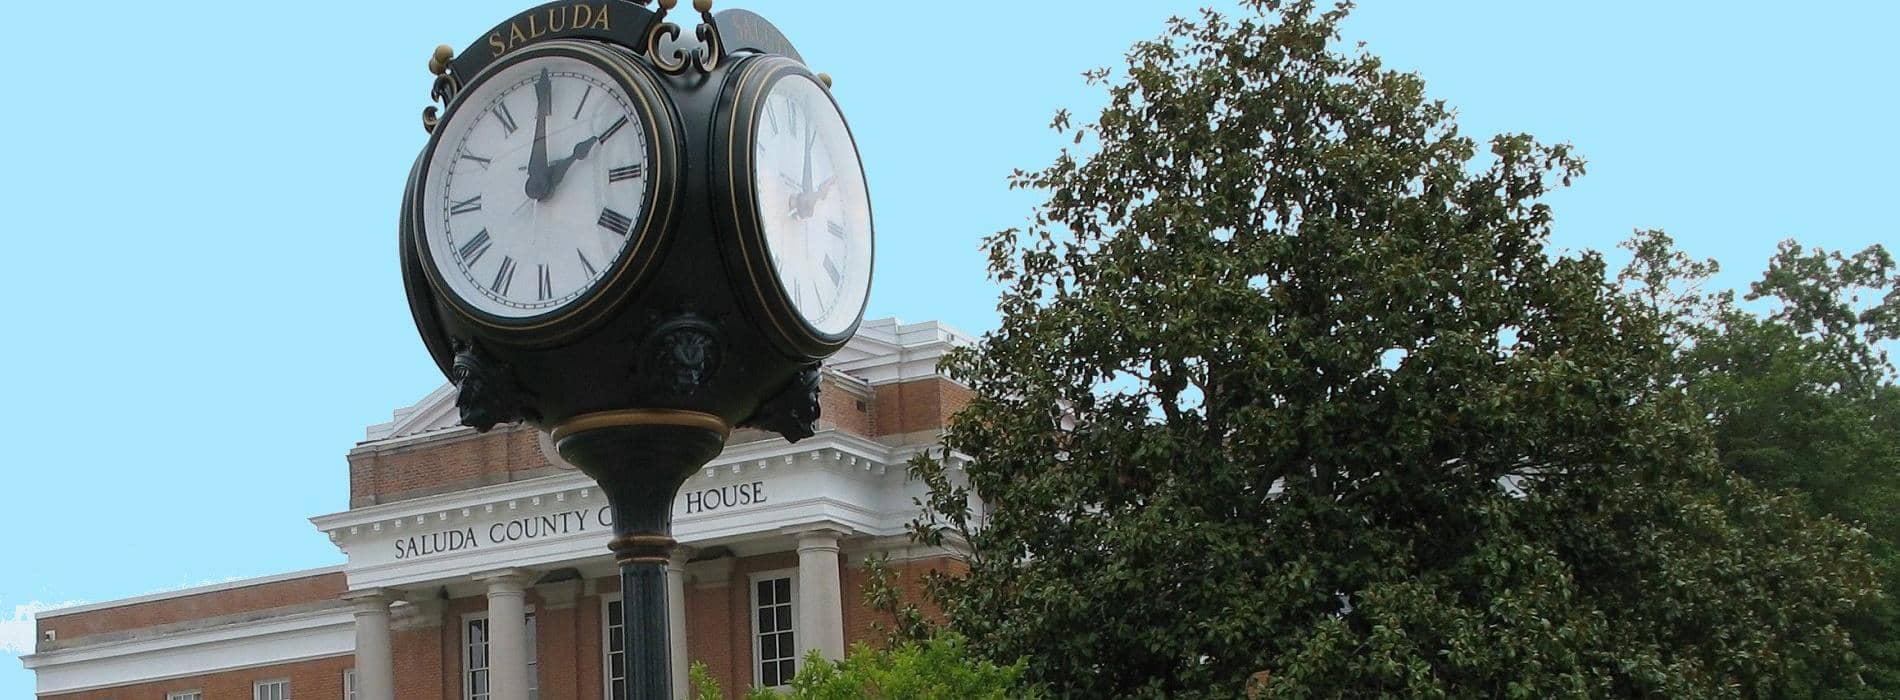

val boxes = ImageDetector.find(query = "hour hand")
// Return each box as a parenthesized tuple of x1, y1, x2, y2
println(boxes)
(541, 136, 599, 195)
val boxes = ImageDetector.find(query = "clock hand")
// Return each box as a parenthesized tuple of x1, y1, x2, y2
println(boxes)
(540, 136, 599, 196)
(525, 68, 554, 200)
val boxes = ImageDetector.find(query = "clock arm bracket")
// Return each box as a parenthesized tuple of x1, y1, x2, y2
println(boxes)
(738, 362, 822, 443)
(450, 338, 540, 432)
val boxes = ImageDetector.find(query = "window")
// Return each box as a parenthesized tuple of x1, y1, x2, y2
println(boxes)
(254, 679, 290, 700)
(168, 692, 203, 700)
(343, 669, 356, 700)
(751, 572, 798, 688)
(465, 613, 538, 700)
(604, 596, 625, 700)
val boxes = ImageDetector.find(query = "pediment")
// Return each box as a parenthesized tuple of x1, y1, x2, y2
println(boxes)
(364, 383, 463, 443)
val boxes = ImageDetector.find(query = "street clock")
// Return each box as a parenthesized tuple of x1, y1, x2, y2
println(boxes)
(395, 2, 873, 698)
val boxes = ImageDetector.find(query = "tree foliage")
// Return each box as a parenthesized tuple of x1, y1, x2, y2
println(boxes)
(687, 634, 1037, 700)
(1620, 230, 1900, 697)
(903, 2, 1883, 697)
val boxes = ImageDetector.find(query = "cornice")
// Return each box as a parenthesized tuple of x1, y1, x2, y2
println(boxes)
(312, 428, 956, 542)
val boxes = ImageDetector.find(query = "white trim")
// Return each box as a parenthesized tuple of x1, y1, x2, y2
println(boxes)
(37, 566, 345, 619)
(748, 568, 800, 689)
(462, 608, 538, 700)
(23, 608, 353, 696)
(599, 592, 623, 700)
(253, 677, 292, 700)
(168, 690, 204, 700)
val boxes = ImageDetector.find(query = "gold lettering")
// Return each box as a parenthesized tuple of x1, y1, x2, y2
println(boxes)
(528, 13, 545, 39)
(571, 4, 592, 31)
(509, 22, 528, 48)
(590, 3, 610, 30)
(488, 32, 506, 58)
(547, 7, 567, 33)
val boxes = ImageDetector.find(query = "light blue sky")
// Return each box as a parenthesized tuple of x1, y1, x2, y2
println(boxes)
(2, 1, 1894, 695)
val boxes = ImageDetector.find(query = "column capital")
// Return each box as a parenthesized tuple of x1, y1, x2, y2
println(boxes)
(472, 567, 537, 592)
(792, 528, 849, 554)
(342, 588, 401, 614)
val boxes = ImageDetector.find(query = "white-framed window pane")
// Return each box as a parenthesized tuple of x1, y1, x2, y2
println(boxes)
(254, 678, 291, 700)
(605, 598, 626, 700)
(343, 668, 356, 700)
(169, 691, 204, 700)
(754, 576, 796, 687)
(466, 612, 538, 700)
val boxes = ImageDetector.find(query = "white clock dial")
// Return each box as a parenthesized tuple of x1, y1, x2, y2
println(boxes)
(422, 55, 652, 320)
(751, 75, 872, 337)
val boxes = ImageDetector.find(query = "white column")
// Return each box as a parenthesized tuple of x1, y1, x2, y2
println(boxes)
(344, 589, 399, 700)
(796, 530, 846, 660)
(476, 569, 536, 700)
(667, 551, 690, 700)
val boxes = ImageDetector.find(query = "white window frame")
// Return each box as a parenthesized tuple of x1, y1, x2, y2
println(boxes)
(749, 568, 800, 689)
(254, 678, 291, 700)
(168, 691, 204, 700)
(463, 609, 538, 700)
(601, 592, 625, 700)
(343, 668, 356, 700)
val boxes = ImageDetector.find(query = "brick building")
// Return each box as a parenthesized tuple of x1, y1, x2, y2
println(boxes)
(23, 318, 977, 700)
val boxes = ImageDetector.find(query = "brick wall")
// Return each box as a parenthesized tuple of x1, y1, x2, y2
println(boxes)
(41, 653, 353, 700)
(873, 377, 973, 438)
(349, 424, 554, 507)
(38, 571, 345, 646)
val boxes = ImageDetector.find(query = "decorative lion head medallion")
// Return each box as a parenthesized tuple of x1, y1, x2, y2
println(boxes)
(640, 313, 723, 396)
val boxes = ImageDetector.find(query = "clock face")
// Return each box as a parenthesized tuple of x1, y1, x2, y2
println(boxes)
(749, 75, 873, 337)
(421, 54, 653, 321)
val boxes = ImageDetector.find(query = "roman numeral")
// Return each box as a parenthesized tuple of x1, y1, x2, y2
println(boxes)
(609, 164, 643, 182)
(572, 85, 592, 119)
(493, 101, 518, 135)
(826, 220, 846, 238)
(449, 195, 482, 215)
(765, 102, 779, 134)
(599, 115, 629, 143)
(823, 255, 843, 284)
(597, 208, 633, 235)
(459, 153, 492, 168)
(458, 229, 492, 264)
(577, 250, 597, 278)
(491, 256, 516, 295)
(537, 264, 553, 300)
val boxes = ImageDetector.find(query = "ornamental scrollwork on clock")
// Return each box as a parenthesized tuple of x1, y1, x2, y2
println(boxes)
(422, 44, 462, 134)
(642, 0, 726, 76)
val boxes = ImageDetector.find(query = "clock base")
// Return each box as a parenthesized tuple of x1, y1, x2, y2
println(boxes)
(553, 410, 729, 700)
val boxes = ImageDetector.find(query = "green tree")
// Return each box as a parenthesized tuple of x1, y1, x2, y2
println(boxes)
(686, 634, 1037, 700)
(903, 2, 1882, 697)
(1619, 230, 1900, 697)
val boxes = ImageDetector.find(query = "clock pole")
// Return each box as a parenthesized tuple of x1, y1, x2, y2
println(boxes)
(553, 413, 728, 700)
